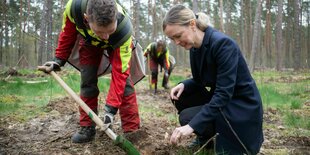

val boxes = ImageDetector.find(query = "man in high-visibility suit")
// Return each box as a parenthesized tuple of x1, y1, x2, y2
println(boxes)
(144, 40, 175, 93)
(41, 0, 140, 143)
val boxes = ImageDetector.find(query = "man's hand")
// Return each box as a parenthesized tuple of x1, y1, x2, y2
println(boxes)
(101, 104, 118, 129)
(102, 112, 114, 127)
(42, 61, 61, 72)
(37, 58, 66, 73)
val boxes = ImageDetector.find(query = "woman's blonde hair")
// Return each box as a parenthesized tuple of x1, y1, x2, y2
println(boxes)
(163, 4, 212, 31)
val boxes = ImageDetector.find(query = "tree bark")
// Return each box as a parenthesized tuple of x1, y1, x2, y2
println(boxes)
(38, 0, 47, 65)
(132, 0, 141, 41)
(249, 0, 263, 72)
(46, 0, 53, 61)
(275, 0, 283, 70)
(265, 0, 272, 67)
(292, 0, 301, 70)
(219, 0, 225, 32)
(307, 2, 310, 69)
(193, 0, 198, 13)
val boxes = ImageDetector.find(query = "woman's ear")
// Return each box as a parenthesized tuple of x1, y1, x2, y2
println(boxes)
(190, 19, 196, 30)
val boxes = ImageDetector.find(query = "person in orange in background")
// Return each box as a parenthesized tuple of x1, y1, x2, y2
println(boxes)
(144, 40, 175, 93)
(40, 0, 141, 143)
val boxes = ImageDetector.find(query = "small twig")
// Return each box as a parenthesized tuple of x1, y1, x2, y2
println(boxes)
(193, 133, 219, 155)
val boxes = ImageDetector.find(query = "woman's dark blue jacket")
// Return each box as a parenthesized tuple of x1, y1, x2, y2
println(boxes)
(183, 26, 264, 154)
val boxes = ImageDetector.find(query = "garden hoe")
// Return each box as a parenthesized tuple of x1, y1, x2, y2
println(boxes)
(37, 67, 140, 155)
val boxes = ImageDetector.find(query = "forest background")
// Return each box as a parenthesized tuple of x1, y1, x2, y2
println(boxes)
(0, 0, 309, 72)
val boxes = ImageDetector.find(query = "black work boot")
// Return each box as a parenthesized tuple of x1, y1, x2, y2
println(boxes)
(162, 72, 170, 89)
(71, 126, 96, 143)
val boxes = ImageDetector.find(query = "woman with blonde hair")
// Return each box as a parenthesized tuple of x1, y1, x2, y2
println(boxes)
(163, 4, 263, 155)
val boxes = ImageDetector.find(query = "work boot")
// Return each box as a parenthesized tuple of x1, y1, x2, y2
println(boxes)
(163, 84, 170, 89)
(71, 126, 96, 143)
(150, 83, 157, 94)
(162, 72, 170, 89)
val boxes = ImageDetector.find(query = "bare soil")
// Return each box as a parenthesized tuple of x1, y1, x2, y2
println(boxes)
(0, 84, 310, 154)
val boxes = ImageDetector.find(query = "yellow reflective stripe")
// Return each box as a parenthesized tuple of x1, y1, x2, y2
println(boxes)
(120, 37, 132, 73)
(165, 47, 170, 67)
(156, 49, 162, 57)
(144, 43, 152, 55)
(62, 0, 74, 30)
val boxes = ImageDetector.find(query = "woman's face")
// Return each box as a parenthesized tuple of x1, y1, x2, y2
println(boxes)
(164, 24, 195, 50)
(88, 20, 117, 40)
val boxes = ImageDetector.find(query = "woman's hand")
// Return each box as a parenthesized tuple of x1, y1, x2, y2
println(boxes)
(170, 83, 185, 100)
(170, 125, 194, 145)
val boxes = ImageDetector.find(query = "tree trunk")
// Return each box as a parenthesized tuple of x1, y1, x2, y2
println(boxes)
(275, 0, 283, 70)
(307, 2, 310, 69)
(292, 0, 301, 70)
(240, 0, 246, 57)
(4, 2, 9, 66)
(18, 0, 23, 63)
(151, 0, 157, 40)
(219, 0, 225, 32)
(225, 1, 232, 36)
(265, 0, 272, 67)
(249, 0, 263, 72)
(132, 0, 141, 41)
(192, 0, 198, 13)
(46, 0, 53, 61)
(38, 0, 47, 65)
(0, 0, 5, 65)
(147, 0, 151, 44)
(244, 0, 252, 60)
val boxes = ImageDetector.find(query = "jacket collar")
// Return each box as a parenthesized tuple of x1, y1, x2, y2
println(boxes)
(203, 26, 215, 47)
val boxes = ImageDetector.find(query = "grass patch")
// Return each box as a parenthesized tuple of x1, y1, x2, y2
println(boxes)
(0, 69, 110, 120)
(254, 70, 310, 131)
(284, 112, 310, 130)
(0, 95, 21, 114)
(169, 75, 187, 87)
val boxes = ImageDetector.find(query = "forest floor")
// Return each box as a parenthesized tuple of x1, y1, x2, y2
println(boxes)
(0, 70, 310, 155)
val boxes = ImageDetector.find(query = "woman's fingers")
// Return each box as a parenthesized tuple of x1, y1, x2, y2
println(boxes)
(170, 128, 182, 144)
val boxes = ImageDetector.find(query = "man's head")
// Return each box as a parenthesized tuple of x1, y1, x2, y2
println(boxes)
(156, 40, 166, 52)
(84, 0, 118, 40)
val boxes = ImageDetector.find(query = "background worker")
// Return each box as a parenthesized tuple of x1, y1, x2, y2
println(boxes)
(163, 4, 263, 154)
(41, 0, 141, 143)
(144, 40, 175, 93)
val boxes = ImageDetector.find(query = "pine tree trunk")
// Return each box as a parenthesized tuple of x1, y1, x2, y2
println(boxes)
(46, 0, 53, 61)
(275, 0, 283, 71)
(293, 0, 301, 70)
(249, 0, 263, 72)
(219, 0, 225, 32)
(132, 0, 141, 41)
(38, 0, 47, 65)
(265, 0, 272, 67)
